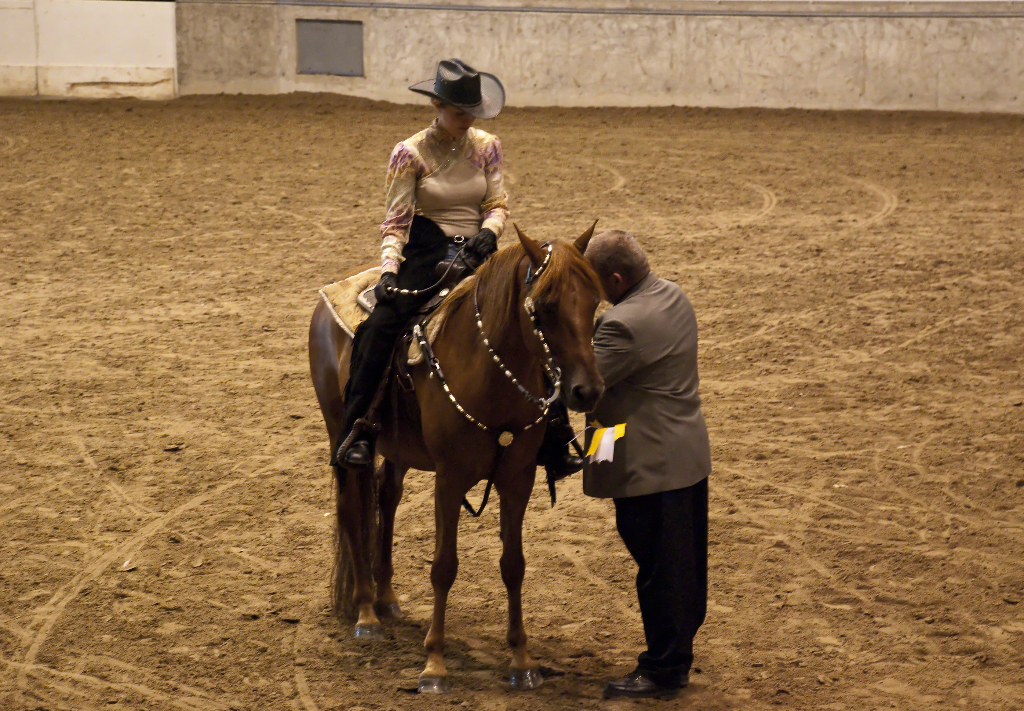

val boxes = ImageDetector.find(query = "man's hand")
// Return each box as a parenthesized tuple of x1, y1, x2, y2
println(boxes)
(466, 228, 497, 260)
(373, 271, 399, 303)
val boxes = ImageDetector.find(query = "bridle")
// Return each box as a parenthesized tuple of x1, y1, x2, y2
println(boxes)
(412, 242, 560, 515)
(413, 242, 559, 441)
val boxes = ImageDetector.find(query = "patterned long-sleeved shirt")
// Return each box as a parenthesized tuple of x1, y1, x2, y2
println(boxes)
(379, 119, 509, 272)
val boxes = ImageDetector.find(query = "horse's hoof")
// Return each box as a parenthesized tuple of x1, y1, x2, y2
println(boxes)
(509, 666, 543, 690)
(375, 601, 404, 619)
(418, 675, 451, 694)
(354, 623, 383, 641)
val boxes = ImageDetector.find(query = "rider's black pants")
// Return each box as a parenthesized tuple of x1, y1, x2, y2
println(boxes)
(342, 216, 448, 439)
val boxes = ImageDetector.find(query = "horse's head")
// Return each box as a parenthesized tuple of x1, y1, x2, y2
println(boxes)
(515, 223, 605, 413)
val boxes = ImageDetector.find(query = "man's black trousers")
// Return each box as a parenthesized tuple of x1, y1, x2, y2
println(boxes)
(613, 477, 708, 685)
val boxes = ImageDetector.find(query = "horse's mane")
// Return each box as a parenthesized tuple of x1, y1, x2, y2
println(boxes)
(435, 239, 602, 339)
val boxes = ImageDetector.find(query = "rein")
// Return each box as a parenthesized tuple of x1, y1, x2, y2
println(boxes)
(412, 242, 559, 516)
(391, 237, 468, 297)
(474, 283, 562, 411)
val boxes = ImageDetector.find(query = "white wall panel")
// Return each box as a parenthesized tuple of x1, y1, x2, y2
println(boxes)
(0, 1, 38, 95)
(0, 1, 35, 64)
(1, 0, 176, 99)
(35, 0, 176, 68)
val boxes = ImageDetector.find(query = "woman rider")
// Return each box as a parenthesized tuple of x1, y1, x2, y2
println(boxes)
(337, 58, 582, 480)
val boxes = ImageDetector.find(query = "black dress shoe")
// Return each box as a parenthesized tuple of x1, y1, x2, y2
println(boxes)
(545, 451, 584, 480)
(342, 439, 373, 466)
(603, 670, 685, 700)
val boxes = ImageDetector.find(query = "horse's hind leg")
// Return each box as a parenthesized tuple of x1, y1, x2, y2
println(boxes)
(374, 460, 405, 619)
(311, 299, 383, 640)
(334, 462, 384, 640)
(498, 467, 543, 690)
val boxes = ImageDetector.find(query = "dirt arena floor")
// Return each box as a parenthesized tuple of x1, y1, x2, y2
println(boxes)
(1, 94, 1022, 711)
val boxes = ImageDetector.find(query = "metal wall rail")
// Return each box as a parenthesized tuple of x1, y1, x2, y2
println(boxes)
(176, 0, 1024, 19)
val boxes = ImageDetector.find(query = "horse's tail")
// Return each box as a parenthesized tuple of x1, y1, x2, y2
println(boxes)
(331, 461, 383, 618)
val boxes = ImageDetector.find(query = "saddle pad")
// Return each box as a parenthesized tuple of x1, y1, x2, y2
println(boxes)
(317, 270, 450, 365)
(318, 267, 380, 339)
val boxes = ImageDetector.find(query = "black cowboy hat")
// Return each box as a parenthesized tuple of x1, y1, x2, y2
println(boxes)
(409, 58, 505, 119)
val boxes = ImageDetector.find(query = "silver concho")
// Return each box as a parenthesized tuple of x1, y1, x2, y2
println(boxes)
(498, 431, 514, 447)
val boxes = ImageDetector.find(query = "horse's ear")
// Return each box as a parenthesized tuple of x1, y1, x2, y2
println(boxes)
(515, 223, 546, 266)
(573, 220, 599, 254)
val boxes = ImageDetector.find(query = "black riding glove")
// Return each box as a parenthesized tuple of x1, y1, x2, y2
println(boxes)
(374, 271, 399, 304)
(466, 228, 497, 260)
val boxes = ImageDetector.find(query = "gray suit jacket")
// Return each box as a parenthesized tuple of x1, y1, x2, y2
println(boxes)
(582, 273, 711, 498)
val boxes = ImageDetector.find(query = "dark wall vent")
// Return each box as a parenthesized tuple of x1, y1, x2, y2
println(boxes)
(297, 20, 363, 77)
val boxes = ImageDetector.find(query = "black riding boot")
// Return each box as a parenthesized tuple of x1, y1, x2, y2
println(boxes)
(335, 303, 406, 467)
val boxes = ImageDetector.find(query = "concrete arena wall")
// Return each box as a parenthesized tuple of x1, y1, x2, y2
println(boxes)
(176, 0, 1024, 113)
(0, 0, 177, 99)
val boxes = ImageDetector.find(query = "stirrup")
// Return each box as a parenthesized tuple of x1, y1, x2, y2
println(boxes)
(331, 419, 373, 467)
(342, 439, 373, 466)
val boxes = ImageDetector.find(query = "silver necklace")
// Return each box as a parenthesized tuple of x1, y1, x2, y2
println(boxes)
(436, 141, 461, 173)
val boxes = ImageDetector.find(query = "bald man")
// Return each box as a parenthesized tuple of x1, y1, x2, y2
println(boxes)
(583, 230, 712, 700)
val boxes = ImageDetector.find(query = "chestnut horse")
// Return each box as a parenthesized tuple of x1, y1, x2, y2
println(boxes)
(308, 224, 604, 692)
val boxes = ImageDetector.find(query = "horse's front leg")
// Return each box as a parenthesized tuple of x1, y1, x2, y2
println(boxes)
(498, 465, 543, 690)
(374, 460, 405, 619)
(419, 476, 463, 693)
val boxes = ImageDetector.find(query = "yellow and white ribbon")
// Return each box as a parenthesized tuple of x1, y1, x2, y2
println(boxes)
(586, 423, 626, 463)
